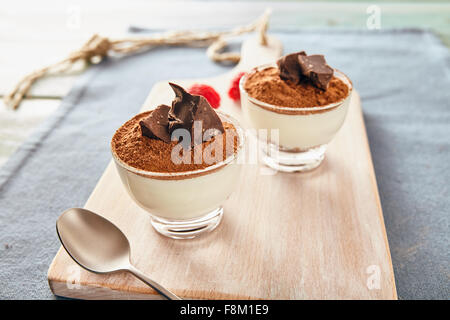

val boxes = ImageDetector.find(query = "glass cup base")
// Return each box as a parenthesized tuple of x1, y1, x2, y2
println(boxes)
(150, 207, 224, 239)
(262, 144, 327, 173)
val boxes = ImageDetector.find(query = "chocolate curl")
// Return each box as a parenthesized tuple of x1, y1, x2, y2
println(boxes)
(168, 83, 224, 146)
(277, 51, 334, 90)
(139, 104, 171, 143)
(297, 54, 334, 90)
(277, 51, 306, 84)
(140, 83, 224, 146)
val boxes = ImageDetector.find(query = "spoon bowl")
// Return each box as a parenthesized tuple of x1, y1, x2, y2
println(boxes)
(57, 208, 130, 273)
(56, 208, 181, 299)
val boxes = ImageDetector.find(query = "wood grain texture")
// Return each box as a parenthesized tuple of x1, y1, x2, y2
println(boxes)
(47, 35, 396, 300)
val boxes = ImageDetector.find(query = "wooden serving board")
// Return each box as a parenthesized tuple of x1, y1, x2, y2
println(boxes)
(48, 36, 397, 300)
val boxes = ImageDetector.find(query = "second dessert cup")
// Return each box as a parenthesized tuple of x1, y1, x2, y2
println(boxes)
(240, 63, 353, 172)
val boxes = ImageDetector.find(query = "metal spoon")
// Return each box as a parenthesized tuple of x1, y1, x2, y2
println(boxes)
(56, 208, 181, 300)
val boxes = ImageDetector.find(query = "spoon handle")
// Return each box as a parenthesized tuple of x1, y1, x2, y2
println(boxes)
(128, 264, 182, 300)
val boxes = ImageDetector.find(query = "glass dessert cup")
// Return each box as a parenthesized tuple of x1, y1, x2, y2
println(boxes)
(239, 64, 353, 173)
(111, 112, 244, 239)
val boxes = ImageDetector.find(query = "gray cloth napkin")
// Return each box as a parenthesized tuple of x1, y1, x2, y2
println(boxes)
(0, 30, 448, 299)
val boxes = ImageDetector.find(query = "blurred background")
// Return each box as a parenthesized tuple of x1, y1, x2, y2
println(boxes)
(1, 0, 449, 166)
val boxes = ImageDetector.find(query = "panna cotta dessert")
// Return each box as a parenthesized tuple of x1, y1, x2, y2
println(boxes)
(111, 83, 244, 239)
(240, 51, 352, 172)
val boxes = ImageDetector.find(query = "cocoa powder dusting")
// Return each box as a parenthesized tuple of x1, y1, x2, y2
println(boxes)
(111, 111, 239, 173)
(244, 67, 349, 108)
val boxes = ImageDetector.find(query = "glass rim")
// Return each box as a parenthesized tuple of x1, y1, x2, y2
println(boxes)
(239, 63, 353, 112)
(111, 111, 245, 178)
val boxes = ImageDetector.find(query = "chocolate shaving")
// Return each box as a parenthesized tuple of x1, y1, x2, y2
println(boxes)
(193, 95, 224, 138)
(168, 83, 197, 132)
(277, 51, 334, 90)
(276, 51, 306, 84)
(297, 54, 334, 90)
(140, 82, 224, 146)
(139, 104, 171, 143)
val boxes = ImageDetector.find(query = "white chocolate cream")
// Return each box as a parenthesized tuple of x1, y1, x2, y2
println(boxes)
(240, 67, 353, 150)
(113, 161, 241, 220)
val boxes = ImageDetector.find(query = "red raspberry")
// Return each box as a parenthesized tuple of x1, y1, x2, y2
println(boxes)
(188, 84, 221, 109)
(228, 72, 246, 101)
